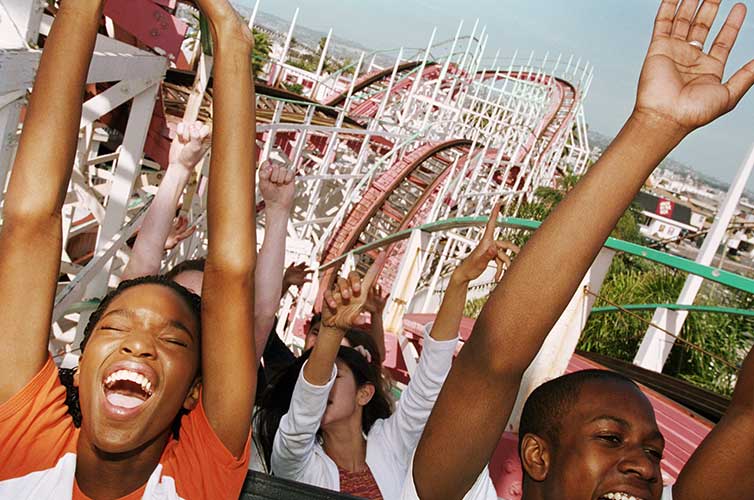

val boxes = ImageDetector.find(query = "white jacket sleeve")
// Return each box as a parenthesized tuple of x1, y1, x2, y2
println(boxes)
(400, 454, 497, 500)
(271, 360, 336, 480)
(378, 331, 459, 469)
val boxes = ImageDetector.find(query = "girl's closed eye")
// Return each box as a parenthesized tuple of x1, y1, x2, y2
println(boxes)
(164, 338, 189, 347)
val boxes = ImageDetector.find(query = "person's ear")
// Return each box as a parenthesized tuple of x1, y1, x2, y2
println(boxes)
(520, 433, 551, 482)
(182, 377, 202, 411)
(73, 363, 81, 389)
(356, 383, 375, 407)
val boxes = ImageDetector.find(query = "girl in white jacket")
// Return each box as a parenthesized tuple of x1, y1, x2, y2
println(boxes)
(260, 206, 517, 499)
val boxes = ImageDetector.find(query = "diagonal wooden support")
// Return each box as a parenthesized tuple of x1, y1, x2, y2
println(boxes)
(0, 0, 43, 47)
(0, 94, 23, 209)
(81, 77, 160, 128)
(84, 83, 160, 297)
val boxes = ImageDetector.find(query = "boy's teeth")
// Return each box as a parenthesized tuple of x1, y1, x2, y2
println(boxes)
(604, 493, 642, 500)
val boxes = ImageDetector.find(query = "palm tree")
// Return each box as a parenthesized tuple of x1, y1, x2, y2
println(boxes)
(252, 29, 271, 77)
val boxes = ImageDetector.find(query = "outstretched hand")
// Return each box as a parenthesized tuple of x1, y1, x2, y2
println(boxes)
(364, 283, 389, 315)
(164, 216, 196, 250)
(322, 254, 384, 330)
(259, 161, 296, 213)
(636, 0, 754, 133)
(453, 203, 519, 283)
(169, 121, 211, 171)
(283, 262, 312, 289)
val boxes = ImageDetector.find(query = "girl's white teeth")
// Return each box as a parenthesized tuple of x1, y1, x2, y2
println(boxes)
(104, 369, 153, 396)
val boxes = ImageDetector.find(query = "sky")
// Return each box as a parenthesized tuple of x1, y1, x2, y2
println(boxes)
(236, 0, 754, 191)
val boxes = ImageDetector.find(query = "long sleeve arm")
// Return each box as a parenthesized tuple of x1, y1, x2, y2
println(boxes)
(271, 362, 336, 480)
(377, 331, 458, 469)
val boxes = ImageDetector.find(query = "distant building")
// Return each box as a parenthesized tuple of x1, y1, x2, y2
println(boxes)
(727, 212, 754, 260)
(634, 191, 705, 242)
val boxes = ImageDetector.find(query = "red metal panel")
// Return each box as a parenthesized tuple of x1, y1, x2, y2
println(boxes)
(152, 0, 177, 9)
(104, 0, 188, 62)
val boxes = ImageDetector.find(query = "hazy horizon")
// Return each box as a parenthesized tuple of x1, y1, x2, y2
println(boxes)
(235, 0, 754, 193)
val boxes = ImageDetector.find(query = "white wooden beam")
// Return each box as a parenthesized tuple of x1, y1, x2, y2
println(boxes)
(81, 78, 157, 129)
(53, 204, 150, 322)
(1, 0, 43, 47)
(0, 94, 23, 208)
(0, 46, 167, 94)
(85, 83, 159, 296)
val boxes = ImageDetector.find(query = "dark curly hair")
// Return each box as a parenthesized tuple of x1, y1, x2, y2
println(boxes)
(254, 344, 392, 471)
(58, 275, 202, 438)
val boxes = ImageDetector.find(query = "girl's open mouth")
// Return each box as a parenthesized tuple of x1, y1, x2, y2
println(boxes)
(100, 366, 157, 418)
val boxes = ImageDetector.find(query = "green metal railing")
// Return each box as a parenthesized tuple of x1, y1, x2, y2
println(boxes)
(591, 303, 754, 317)
(64, 216, 754, 316)
(323, 215, 754, 295)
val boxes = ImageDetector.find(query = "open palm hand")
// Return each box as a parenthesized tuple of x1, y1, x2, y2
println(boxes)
(636, 1, 754, 133)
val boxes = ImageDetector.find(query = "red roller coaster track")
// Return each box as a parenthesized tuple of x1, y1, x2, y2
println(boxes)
(316, 67, 582, 303)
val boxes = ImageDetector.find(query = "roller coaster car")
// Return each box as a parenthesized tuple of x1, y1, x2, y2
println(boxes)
(240, 471, 363, 500)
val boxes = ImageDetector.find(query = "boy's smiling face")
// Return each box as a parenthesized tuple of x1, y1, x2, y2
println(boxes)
(522, 379, 665, 500)
(75, 284, 201, 454)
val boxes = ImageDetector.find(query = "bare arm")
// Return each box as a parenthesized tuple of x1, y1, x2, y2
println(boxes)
(254, 163, 295, 363)
(121, 121, 209, 280)
(429, 203, 518, 343)
(0, 0, 104, 404)
(195, 0, 256, 458)
(673, 344, 754, 500)
(412, 2, 754, 498)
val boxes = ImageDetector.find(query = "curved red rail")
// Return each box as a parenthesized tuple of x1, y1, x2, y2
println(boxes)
(316, 67, 582, 297)
(317, 139, 473, 304)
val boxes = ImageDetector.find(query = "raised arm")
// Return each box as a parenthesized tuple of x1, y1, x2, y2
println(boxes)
(0, 0, 104, 404)
(412, 2, 754, 498)
(380, 206, 518, 467)
(673, 344, 754, 500)
(195, 0, 256, 457)
(272, 265, 378, 479)
(304, 261, 380, 385)
(254, 162, 295, 363)
(121, 121, 209, 280)
(364, 283, 388, 362)
(429, 203, 518, 343)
